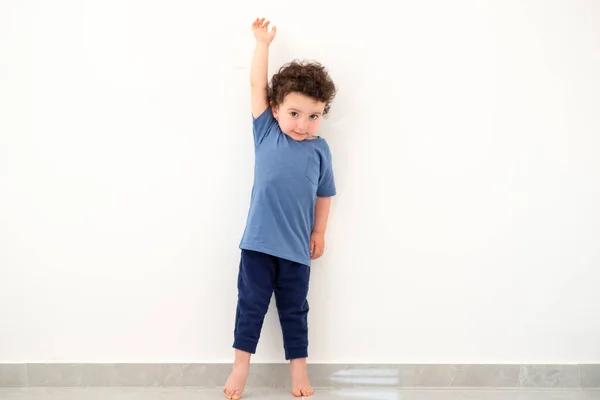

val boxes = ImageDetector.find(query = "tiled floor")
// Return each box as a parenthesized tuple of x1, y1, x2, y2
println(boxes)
(0, 388, 598, 400)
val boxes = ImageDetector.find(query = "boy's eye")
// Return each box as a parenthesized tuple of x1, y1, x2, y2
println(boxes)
(290, 111, 298, 117)
(310, 115, 319, 120)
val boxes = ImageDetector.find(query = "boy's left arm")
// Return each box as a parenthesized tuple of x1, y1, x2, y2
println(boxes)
(310, 196, 332, 260)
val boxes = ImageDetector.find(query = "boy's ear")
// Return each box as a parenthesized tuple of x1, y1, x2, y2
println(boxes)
(271, 105, 279, 119)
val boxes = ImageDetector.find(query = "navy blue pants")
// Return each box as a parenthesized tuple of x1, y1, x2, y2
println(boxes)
(233, 249, 311, 360)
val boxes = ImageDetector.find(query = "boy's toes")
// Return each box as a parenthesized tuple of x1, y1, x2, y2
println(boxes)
(232, 390, 242, 400)
(293, 387, 313, 397)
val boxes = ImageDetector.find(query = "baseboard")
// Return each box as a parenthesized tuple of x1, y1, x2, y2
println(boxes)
(0, 364, 598, 388)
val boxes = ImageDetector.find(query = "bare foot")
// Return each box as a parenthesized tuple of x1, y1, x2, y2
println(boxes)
(223, 352, 251, 400)
(290, 358, 313, 397)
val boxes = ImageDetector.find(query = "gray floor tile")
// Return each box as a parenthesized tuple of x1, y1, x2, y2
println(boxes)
(0, 388, 593, 400)
(394, 389, 588, 400)
(583, 389, 600, 399)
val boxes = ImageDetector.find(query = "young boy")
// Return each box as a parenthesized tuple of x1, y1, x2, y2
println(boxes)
(223, 17, 337, 399)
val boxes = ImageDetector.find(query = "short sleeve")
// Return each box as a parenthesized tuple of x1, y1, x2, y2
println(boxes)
(252, 107, 277, 147)
(317, 141, 336, 197)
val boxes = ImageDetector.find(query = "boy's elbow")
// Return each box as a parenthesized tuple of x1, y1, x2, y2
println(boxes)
(250, 81, 267, 89)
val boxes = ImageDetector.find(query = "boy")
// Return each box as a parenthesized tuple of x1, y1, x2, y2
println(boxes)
(224, 17, 337, 399)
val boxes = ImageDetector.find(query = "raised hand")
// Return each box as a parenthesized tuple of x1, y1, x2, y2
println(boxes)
(251, 17, 276, 45)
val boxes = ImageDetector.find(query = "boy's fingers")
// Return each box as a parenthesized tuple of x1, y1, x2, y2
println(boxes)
(313, 247, 321, 259)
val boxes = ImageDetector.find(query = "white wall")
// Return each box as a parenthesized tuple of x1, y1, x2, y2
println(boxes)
(1, 0, 599, 364)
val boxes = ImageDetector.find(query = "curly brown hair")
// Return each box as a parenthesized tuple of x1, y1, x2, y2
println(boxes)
(267, 60, 337, 116)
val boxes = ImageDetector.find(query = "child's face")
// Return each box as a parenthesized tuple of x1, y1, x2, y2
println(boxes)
(271, 92, 326, 141)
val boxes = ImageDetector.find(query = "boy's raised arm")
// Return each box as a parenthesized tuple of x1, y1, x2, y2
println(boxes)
(250, 18, 276, 118)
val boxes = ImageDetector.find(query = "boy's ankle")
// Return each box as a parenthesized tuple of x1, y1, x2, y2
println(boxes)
(233, 349, 252, 368)
(234, 359, 250, 368)
(289, 357, 307, 365)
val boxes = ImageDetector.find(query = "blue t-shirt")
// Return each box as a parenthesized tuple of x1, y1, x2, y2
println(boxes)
(239, 107, 336, 266)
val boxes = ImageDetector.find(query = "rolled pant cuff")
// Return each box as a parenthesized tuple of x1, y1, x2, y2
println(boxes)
(285, 346, 308, 360)
(233, 338, 257, 354)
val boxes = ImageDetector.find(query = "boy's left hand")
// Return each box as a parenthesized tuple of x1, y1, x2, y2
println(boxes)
(310, 232, 325, 260)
